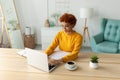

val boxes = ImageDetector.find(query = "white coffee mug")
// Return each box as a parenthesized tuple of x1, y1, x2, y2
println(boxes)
(66, 61, 76, 69)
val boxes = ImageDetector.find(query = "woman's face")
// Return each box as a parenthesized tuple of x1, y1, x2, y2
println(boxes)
(61, 22, 73, 34)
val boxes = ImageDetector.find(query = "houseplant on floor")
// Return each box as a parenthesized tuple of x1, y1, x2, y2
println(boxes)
(89, 54, 99, 69)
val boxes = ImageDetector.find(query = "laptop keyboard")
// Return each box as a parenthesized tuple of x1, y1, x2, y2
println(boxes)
(49, 65, 56, 70)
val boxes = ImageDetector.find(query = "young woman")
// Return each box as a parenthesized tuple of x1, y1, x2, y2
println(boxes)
(45, 13, 83, 65)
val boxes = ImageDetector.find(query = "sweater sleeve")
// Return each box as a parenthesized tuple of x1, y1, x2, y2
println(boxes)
(63, 35, 83, 62)
(45, 32, 60, 55)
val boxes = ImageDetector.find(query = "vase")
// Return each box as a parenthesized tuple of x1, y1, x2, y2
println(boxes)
(45, 19, 50, 27)
(25, 27, 31, 35)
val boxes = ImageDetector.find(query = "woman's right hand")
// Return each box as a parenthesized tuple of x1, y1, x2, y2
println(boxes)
(48, 58, 63, 65)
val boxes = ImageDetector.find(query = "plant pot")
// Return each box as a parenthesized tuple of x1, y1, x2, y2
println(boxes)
(89, 61, 99, 69)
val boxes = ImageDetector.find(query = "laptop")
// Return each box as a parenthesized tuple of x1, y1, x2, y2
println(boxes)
(25, 48, 57, 72)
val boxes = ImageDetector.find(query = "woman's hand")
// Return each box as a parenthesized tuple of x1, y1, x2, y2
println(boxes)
(49, 58, 63, 65)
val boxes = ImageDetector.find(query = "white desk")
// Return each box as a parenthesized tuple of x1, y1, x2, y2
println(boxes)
(0, 48, 120, 80)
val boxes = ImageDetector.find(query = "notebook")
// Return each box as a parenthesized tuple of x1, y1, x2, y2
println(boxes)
(25, 48, 57, 72)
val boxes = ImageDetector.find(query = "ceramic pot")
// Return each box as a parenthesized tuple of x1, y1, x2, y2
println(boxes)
(89, 61, 99, 69)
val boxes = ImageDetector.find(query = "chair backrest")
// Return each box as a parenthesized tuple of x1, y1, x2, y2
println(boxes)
(101, 18, 120, 42)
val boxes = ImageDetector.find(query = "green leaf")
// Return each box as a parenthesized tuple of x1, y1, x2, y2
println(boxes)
(90, 55, 99, 63)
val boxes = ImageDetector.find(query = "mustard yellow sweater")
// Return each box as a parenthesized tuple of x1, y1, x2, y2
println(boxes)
(45, 30, 83, 62)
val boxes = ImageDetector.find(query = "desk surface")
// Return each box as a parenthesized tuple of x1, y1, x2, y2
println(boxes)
(0, 48, 120, 80)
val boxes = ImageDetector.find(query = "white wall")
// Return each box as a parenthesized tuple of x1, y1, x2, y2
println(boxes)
(14, 0, 120, 46)
(14, 0, 47, 44)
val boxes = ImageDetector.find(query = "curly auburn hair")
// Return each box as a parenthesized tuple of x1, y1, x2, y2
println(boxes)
(59, 13, 77, 27)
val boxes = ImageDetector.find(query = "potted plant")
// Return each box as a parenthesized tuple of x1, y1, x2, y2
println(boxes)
(89, 54, 99, 69)
(51, 13, 61, 26)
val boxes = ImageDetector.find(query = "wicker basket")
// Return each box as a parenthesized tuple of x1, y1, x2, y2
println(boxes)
(24, 35, 35, 49)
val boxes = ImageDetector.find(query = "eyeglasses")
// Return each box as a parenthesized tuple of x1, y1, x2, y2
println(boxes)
(61, 23, 72, 28)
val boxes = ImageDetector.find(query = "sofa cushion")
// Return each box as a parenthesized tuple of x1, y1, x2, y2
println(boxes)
(119, 42, 120, 53)
(104, 19, 120, 42)
(96, 41, 118, 53)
